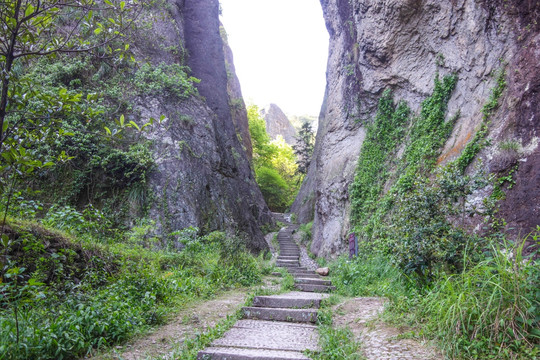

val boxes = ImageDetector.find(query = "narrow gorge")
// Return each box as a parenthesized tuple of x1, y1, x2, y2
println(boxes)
(0, 0, 538, 359)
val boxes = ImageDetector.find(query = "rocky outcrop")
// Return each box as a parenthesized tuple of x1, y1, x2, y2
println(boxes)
(293, 0, 539, 257)
(221, 24, 253, 159)
(134, 0, 271, 251)
(261, 104, 298, 145)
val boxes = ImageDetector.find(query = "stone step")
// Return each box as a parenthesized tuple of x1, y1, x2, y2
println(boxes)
(294, 283, 336, 293)
(291, 273, 320, 279)
(210, 320, 320, 352)
(287, 269, 314, 274)
(198, 347, 311, 359)
(277, 256, 299, 260)
(277, 264, 303, 269)
(279, 253, 300, 257)
(295, 278, 333, 286)
(242, 307, 317, 323)
(252, 293, 324, 309)
(276, 259, 299, 264)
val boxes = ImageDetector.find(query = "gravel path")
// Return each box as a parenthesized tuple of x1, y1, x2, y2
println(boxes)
(333, 298, 443, 360)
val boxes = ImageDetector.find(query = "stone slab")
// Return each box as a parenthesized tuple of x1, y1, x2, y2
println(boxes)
(198, 347, 311, 360)
(294, 278, 333, 286)
(211, 320, 320, 352)
(242, 306, 317, 323)
(252, 292, 326, 309)
(294, 283, 335, 293)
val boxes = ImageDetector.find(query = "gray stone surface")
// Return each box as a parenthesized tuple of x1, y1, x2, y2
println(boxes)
(252, 291, 327, 309)
(291, 0, 540, 257)
(294, 278, 332, 286)
(198, 347, 310, 360)
(261, 104, 298, 146)
(138, 0, 272, 251)
(242, 307, 317, 323)
(211, 320, 320, 352)
(294, 283, 335, 293)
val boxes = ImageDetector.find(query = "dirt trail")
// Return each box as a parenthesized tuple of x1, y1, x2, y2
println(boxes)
(333, 297, 443, 360)
(89, 274, 280, 360)
(87, 290, 246, 360)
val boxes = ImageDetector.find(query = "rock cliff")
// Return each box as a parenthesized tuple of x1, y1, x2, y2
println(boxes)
(134, 0, 271, 251)
(293, 0, 539, 257)
(260, 104, 298, 145)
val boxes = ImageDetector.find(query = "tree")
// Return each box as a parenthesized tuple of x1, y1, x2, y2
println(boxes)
(0, 0, 142, 152)
(293, 121, 314, 175)
(247, 104, 302, 211)
(0, 0, 144, 236)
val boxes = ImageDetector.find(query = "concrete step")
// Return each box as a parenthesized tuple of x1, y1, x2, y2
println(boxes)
(294, 283, 336, 293)
(210, 320, 320, 352)
(252, 293, 324, 309)
(198, 347, 311, 359)
(242, 307, 317, 323)
(295, 278, 333, 286)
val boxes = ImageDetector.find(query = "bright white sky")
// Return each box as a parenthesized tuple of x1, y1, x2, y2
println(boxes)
(219, 0, 329, 116)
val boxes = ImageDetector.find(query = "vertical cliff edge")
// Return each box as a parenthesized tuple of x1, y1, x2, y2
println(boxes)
(134, 0, 271, 251)
(292, 0, 539, 257)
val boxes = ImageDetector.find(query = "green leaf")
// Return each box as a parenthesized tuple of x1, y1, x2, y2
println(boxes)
(104, 127, 112, 135)
(94, 27, 102, 35)
(129, 121, 140, 131)
(24, 4, 35, 17)
(2, 119, 8, 132)
(119, 114, 125, 127)
(120, 1, 126, 10)
(1, 234, 9, 248)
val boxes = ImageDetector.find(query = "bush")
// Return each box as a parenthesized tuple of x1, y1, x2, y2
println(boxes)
(0, 222, 265, 359)
(133, 63, 199, 99)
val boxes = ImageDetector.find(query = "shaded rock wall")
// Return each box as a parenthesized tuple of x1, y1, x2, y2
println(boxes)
(221, 23, 253, 159)
(134, 0, 271, 251)
(293, 0, 539, 257)
(261, 104, 298, 146)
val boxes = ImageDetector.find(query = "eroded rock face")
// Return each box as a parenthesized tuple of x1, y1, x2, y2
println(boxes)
(261, 104, 298, 146)
(134, 0, 271, 251)
(293, 0, 539, 257)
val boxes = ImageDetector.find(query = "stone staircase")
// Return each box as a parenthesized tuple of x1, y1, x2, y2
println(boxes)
(277, 227, 335, 293)
(197, 225, 335, 359)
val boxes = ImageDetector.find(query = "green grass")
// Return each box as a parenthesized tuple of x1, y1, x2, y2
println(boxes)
(328, 236, 539, 360)
(307, 296, 364, 360)
(0, 219, 270, 360)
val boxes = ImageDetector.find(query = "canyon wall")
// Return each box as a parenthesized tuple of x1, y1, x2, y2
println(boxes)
(261, 104, 298, 146)
(134, 0, 272, 251)
(292, 0, 539, 257)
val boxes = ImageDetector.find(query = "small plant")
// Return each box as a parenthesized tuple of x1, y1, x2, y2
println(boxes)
(499, 139, 520, 153)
